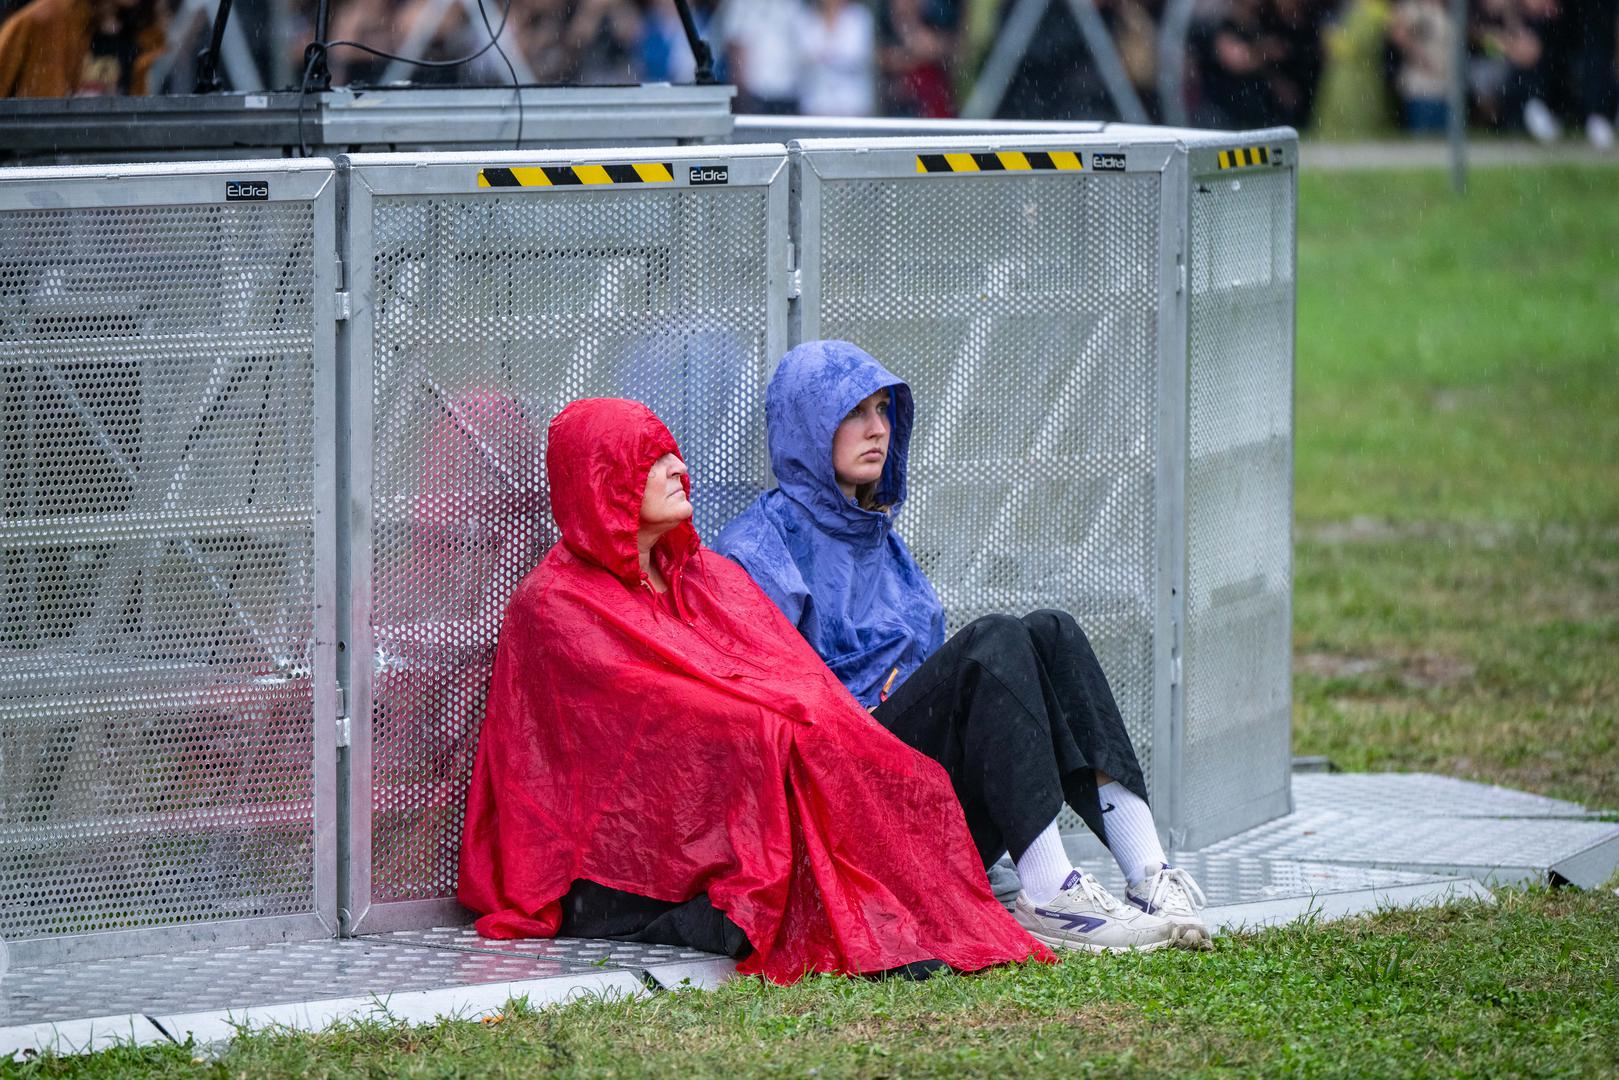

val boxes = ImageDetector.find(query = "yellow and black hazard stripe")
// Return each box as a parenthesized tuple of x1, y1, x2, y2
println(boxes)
(915, 150, 1084, 174)
(477, 162, 675, 188)
(1216, 146, 1275, 170)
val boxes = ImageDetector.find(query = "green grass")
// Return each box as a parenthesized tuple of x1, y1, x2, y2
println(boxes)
(1292, 166, 1619, 808)
(1295, 167, 1619, 526)
(10, 165, 1618, 1078)
(10, 887, 1619, 1078)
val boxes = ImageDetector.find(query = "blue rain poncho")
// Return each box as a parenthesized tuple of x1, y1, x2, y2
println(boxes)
(713, 340, 947, 707)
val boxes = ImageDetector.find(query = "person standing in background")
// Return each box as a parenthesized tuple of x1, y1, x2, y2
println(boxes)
(1563, 0, 1616, 147)
(1195, 0, 1282, 128)
(799, 0, 877, 116)
(720, 0, 803, 113)
(1389, 0, 1455, 132)
(1266, 0, 1330, 130)
(1471, 0, 1561, 140)
(879, 0, 960, 117)
(0, 0, 165, 98)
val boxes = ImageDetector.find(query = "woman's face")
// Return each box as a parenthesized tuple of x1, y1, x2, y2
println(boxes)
(639, 452, 692, 530)
(831, 388, 891, 497)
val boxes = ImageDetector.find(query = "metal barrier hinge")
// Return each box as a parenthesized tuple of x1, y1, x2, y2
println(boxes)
(335, 290, 352, 322)
(1170, 618, 1182, 687)
(336, 685, 351, 748)
(1176, 255, 1186, 295)
(786, 241, 801, 299)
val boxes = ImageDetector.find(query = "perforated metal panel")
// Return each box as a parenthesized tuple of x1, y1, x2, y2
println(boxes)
(1181, 161, 1295, 847)
(798, 141, 1167, 819)
(0, 163, 337, 953)
(345, 149, 787, 929)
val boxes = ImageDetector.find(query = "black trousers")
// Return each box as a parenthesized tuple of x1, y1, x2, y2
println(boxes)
(559, 610, 1148, 951)
(873, 611, 1149, 867)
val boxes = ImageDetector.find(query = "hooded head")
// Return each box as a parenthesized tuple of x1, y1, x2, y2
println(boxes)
(546, 398, 698, 585)
(765, 340, 914, 540)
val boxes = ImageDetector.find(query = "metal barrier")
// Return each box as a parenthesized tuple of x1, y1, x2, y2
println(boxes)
(0, 128, 1293, 953)
(0, 160, 340, 964)
(792, 130, 1297, 849)
(1180, 136, 1296, 848)
(340, 146, 788, 933)
(793, 136, 1182, 830)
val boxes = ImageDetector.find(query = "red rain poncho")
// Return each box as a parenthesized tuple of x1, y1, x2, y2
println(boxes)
(457, 398, 1049, 982)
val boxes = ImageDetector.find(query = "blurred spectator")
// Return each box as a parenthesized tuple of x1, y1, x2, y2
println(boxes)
(798, 0, 877, 115)
(1099, 0, 1161, 117)
(1194, 0, 1280, 127)
(1470, 0, 1559, 139)
(639, 0, 701, 83)
(878, 0, 961, 117)
(1389, 0, 1453, 131)
(328, 0, 401, 83)
(563, 0, 642, 83)
(1266, 0, 1329, 128)
(1310, 0, 1397, 136)
(720, 0, 802, 112)
(0, 0, 166, 97)
(511, 0, 576, 83)
(996, 2, 1111, 119)
(1559, 0, 1614, 146)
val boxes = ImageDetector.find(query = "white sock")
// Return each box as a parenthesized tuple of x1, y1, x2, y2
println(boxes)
(1013, 817, 1077, 904)
(1098, 780, 1167, 886)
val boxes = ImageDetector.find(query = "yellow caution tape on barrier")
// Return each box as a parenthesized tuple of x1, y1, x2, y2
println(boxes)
(1216, 146, 1280, 170)
(914, 150, 1085, 174)
(477, 163, 675, 187)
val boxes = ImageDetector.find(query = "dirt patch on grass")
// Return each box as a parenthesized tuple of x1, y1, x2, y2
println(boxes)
(1296, 652, 1387, 680)
(1301, 518, 1619, 547)
(1400, 653, 1477, 689)
(1296, 650, 1476, 690)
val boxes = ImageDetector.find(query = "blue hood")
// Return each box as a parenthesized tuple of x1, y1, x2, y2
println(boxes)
(767, 339, 914, 540)
(715, 341, 945, 706)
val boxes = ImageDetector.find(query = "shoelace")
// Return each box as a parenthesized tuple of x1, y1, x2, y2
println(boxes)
(1144, 866, 1207, 914)
(1071, 872, 1130, 915)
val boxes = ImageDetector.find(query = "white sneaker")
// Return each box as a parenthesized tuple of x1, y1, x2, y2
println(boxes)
(1586, 114, 1615, 152)
(1014, 870, 1173, 954)
(1524, 98, 1561, 143)
(1126, 864, 1212, 950)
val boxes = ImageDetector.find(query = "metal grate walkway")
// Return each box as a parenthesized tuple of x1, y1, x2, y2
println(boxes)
(3, 771, 1614, 1060)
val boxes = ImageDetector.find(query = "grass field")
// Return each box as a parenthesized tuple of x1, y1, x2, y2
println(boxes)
(1292, 166, 1619, 808)
(8, 165, 1617, 1078)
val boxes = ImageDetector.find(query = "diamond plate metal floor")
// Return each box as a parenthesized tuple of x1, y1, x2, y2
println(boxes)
(3, 771, 1613, 1060)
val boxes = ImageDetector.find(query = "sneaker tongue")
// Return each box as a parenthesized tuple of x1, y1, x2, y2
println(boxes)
(1060, 869, 1084, 892)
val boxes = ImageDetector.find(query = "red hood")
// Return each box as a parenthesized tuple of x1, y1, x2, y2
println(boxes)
(546, 398, 699, 587)
(462, 399, 1051, 981)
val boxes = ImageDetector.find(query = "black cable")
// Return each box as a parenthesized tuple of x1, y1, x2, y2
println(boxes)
(193, 0, 234, 93)
(295, 0, 519, 156)
(297, 47, 320, 157)
(671, 0, 716, 85)
(472, 0, 524, 150)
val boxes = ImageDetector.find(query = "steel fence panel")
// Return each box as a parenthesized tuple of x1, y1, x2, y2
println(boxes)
(342, 147, 788, 933)
(0, 161, 339, 962)
(1180, 144, 1296, 848)
(794, 138, 1178, 832)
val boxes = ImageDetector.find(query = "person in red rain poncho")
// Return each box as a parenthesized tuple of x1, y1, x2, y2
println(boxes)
(457, 397, 1051, 983)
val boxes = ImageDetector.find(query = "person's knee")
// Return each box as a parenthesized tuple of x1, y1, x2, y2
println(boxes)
(964, 613, 1031, 661)
(1025, 608, 1091, 649)
(968, 612, 1027, 645)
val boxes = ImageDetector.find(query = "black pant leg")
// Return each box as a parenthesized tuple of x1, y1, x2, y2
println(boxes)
(558, 882, 753, 959)
(871, 614, 1069, 867)
(1020, 609, 1151, 846)
(1570, 0, 1619, 116)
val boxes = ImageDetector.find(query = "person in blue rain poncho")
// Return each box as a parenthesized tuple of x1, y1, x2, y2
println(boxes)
(715, 340, 1211, 954)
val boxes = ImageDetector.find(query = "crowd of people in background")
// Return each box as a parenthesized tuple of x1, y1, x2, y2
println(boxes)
(1, 0, 1616, 145)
